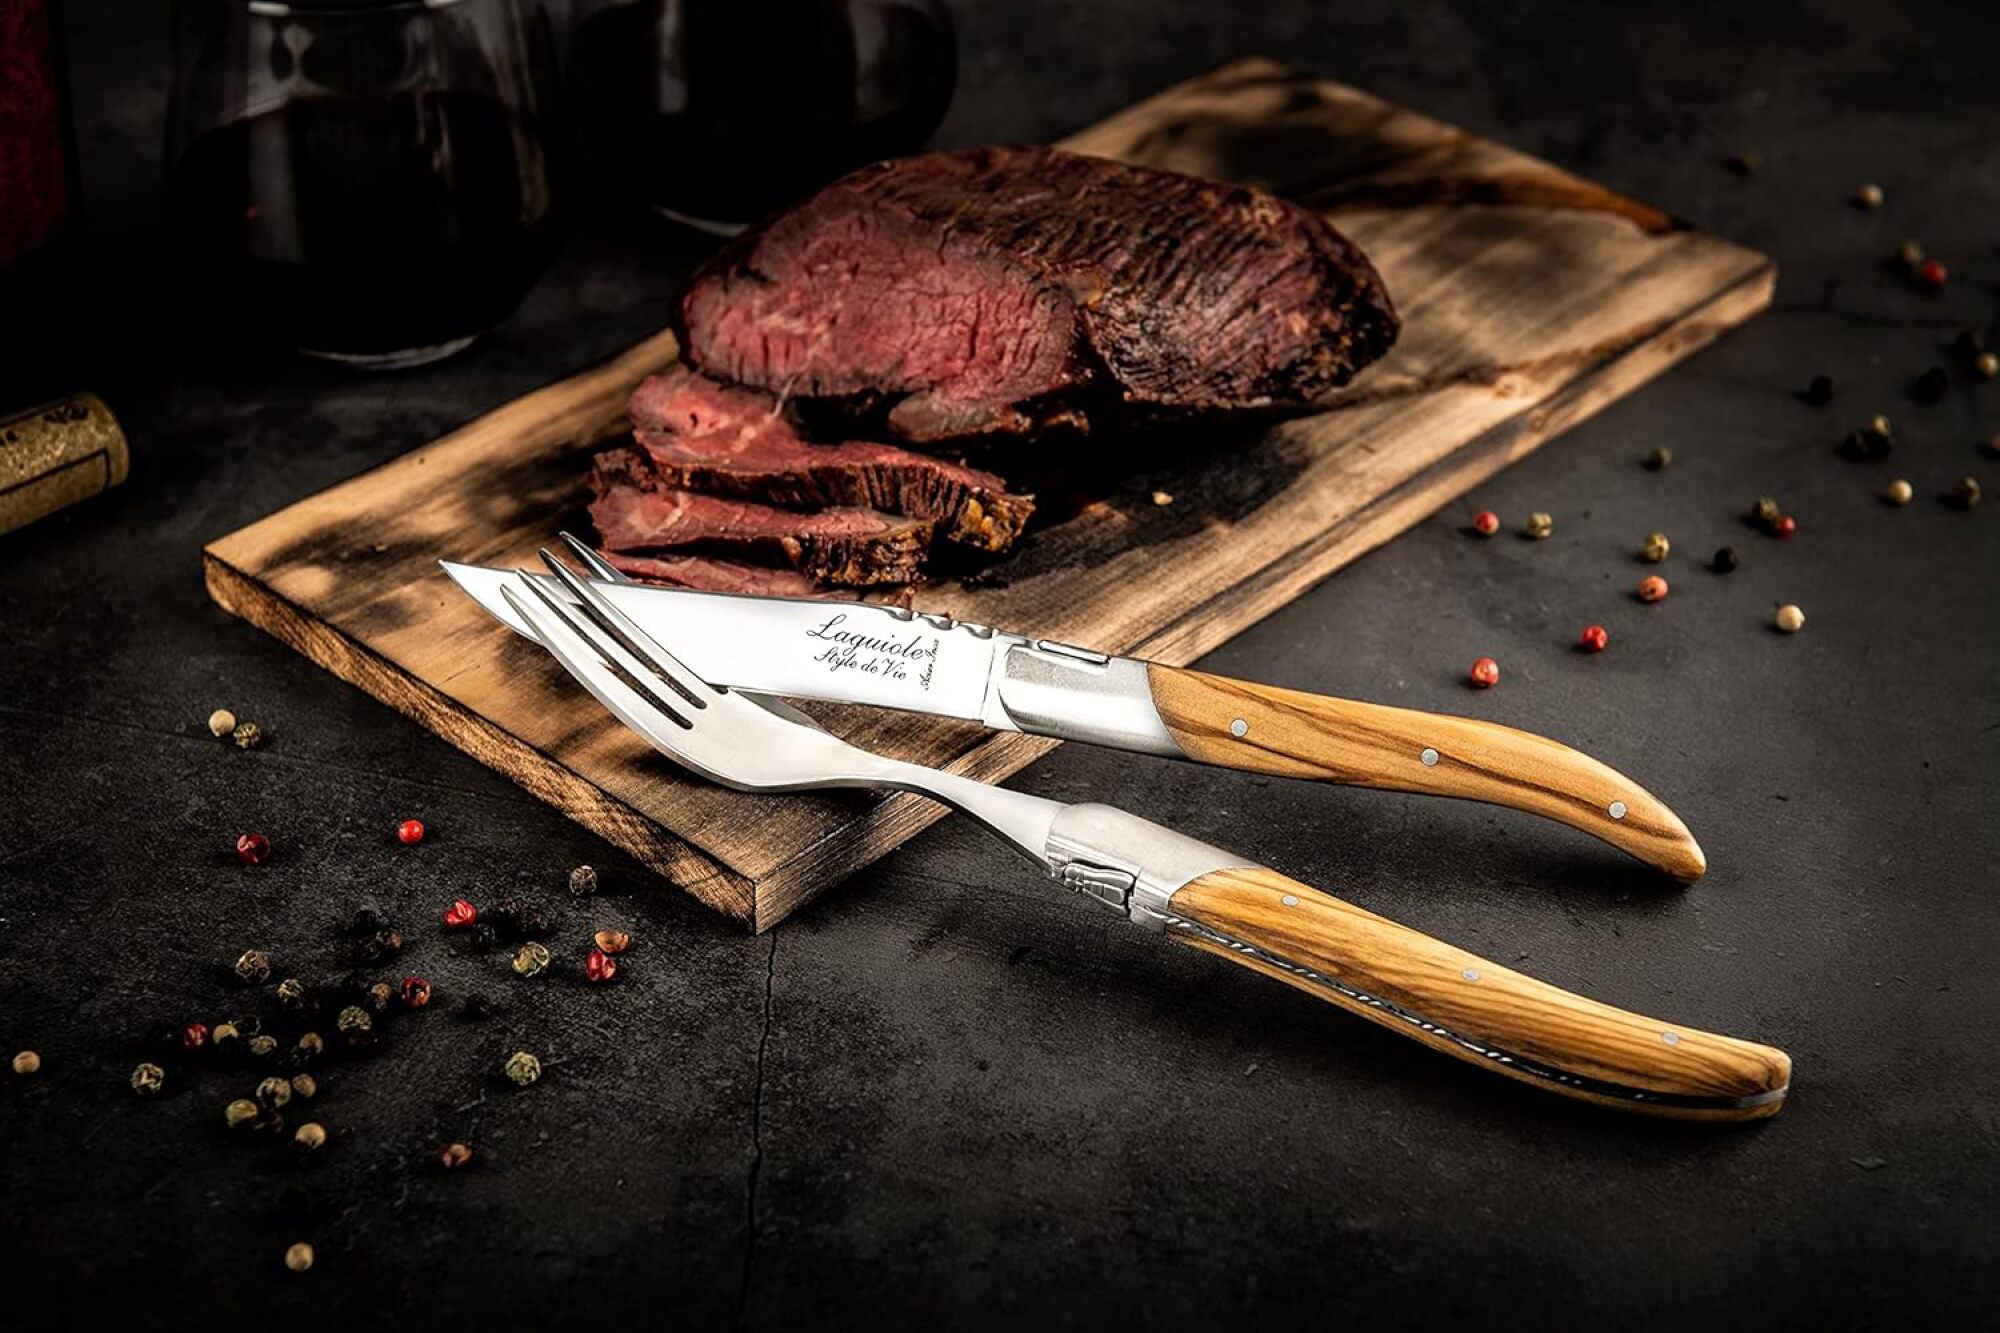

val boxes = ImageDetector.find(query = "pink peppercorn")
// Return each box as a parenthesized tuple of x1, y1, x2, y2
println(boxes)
(1579, 624, 1608, 653)
(1468, 657, 1501, 688)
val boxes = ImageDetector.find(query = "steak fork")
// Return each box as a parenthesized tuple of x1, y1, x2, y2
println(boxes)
(492, 544, 1792, 1121)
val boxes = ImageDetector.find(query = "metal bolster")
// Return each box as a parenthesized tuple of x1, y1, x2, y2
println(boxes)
(992, 644, 1185, 758)
(1041, 803, 1246, 930)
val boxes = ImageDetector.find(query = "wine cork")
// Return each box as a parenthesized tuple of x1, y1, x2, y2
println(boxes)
(0, 393, 129, 536)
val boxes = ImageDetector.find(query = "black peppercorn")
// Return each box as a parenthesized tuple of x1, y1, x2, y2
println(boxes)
(488, 898, 523, 939)
(1840, 427, 1893, 461)
(1951, 331, 1986, 364)
(1804, 374, 1834, 406)
(1711, 546, 1739, 573)
(349, 907, 387, 938)
(1912, 365, 1950, 404)
(464, 923, 498, 954)
(352, 928, 403, 966)
(519, 907, 552, 940)
(458, 994, 496, 1021)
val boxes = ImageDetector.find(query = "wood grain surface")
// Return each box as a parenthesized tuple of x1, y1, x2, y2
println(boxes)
(204, 56, 1774, 931)
(1146, 663, 1708, 880)
(1167, 865, 1792, 1119)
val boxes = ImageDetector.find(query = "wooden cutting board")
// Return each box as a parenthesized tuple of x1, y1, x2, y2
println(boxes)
(204, 57, 1773, 932)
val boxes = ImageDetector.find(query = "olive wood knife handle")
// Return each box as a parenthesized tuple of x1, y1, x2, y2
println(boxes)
(1146, 664, 1707, 882)
(1162, 864, 1790, 1120)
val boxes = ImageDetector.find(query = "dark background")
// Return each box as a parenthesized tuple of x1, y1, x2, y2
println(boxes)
(3, 1, 1997, 1329)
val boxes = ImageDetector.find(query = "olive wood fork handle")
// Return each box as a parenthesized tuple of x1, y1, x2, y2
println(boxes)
(1162, 864, 1791, 1121)
(1146, 665, 1707, 882)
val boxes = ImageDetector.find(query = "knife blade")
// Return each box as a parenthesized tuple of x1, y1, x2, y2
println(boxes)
(440, 561, 1706, 880)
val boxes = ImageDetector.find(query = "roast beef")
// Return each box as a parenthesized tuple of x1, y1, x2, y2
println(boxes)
(628, 367, 1034, 551)
(681, 146, 1398, 443)
(600, 550, 823, 598)
(589, 449, 932, 586)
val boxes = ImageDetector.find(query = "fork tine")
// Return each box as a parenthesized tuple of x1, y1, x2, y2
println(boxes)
(513, 573, 701, 728)
(501, 579, 705, 749)
(557, 531, 631, 585)
(535, 546, 726, 707)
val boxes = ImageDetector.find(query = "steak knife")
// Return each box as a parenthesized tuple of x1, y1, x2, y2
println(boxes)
(441, 560, 1706, 881)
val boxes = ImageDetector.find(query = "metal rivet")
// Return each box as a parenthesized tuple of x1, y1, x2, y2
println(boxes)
(1280, 894, 1300, 907)
(1461, 968, 1480, 982)
(1661, 1031, 1681, 1046)
(1420, 747, 1439, 767)
(1608, 800, 1628, 820)
(1229, 718, 1249, 738)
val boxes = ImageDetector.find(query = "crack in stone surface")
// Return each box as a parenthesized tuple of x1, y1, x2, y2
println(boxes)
(736, 928, 780, 1327)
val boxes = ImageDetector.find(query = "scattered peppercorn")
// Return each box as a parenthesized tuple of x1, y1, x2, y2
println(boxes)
(458, 994, 495, 1021)
(1468, 657, 1500, 689)
(354, 929, 403, 966)
(235, 832, 271, 866)
(256, 1076, 293, 1110)
(1978, 353, 1999, 380)
(182, 1022, 209, 1052)
(211, 1022, 241, 1057)
(364, 981, 395, 1016)
(1751, 496, 1782, 527)
(247, 1034, 278, 1060)
(225, 1098, 260, 1131)
(12, 1051, 40, 1075)
(1578, 624, 1608, 654)
(396, 819, 425, 846)
(1772, 514, 1798, 539)
(1912, 365, 1950, 403)
(1953, 476, 1982, 509)
(293, 1122, 327, 1155)
(335, 1006, 372, 1037)
(1642, 446, 1672, 471)
(1804, 374, 1834, 406)
(504, 1051, 542, 1087)
(1150, 490, 1173, 507)
(231, 721, 264, 750)
(464, 923, 498, 954)
(235, 949, 272, 985)
(512, 942, 552, 977)
(1896, 239, 1925, 271)
(518, 906, 552, 939)
(1470, 508, 1499, 537)
(488, 898, 522, 936)
(276, 977, 308, 1010)
(1637, 575, 1669, 604)
(296, 1032, 325, 1061)
(585, 949, 618, 984)
(290, 1073, 318, 1100)
(443, 899, 478, 929)
(207, 708, 237, 737)
(1854, 182, 1883, 209)
(1775, 604, 1806, 633)
(1712, 546, 1739, 573)
(284, 1242, 314, 1274)
(349, 907, 386, 937)
(593, 929, 631, 956)
(401, 976, 433, 1010)
(1989, 431, 2000, 456)
(1952, 331, 1986, 362)
(1840, 426, 1893, 461)
(1916, 259, 1947, 289)
(1886, 479, 1914, 506)
(440, 1142, 475, 1170)
(1725, 149, 1761, 176)
(1523, 512, 1553, 540)
(1641, 532, 1671, 563)
(131, 1062, 165, 1095)
(568, 865, 599, 897)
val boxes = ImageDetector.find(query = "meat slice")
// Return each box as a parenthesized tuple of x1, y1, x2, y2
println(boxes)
(681, 146, 1399, 443)
(600, 550, 824, 598)
(589, 449, 932, 586)
(628, 368, 1034, 551)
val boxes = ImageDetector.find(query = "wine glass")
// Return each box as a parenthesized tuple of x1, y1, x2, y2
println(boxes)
(166, 0, 578, 369)
(568, 0, 956, 234)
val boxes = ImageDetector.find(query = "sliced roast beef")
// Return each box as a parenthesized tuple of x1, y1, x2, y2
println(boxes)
(601, 550, 824, 598)
(681, 146, 1399, 443)
(627, 367, 1034, 551)
(589, 449, 932, 586)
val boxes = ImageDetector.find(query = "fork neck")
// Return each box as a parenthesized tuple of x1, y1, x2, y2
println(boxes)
(861, 756, 1065, 870)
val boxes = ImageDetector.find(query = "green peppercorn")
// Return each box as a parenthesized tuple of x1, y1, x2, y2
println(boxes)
(131, 1062, 166, 1096)
(256, 1076, 293, 1110)
(1641, 532, 1671, 563)
(247, 1034, 278, 1060)
(235, 949, 272, 985)
(335, 1006, 372, 1036)
(1954, 475, 1982, 509)
(511, 942, 552, 977)
(1523, 511, 1554, 540)
(503, 1051, 542, 1087)
(293, 1122, 327, 1155)
(1642, 446, 1672, 471)
(290, 1073, 318, 1101)
(568, 865, 599, 897)
(1751, 496, 1782, 527)
(1897, 239, 1925, 270)
(225, 1098, 260, 1131)
(211, 1022, 241, 1057)
(276, 977, 308, 1010)
(296, 1032, 325, 1061)
(12, 1050, 40, 1076)
(284, 1242, 313, 1273)
(231, 721, 265, 750)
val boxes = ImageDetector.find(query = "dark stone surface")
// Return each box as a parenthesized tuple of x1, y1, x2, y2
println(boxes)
(3, 1, 1996, 1329)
